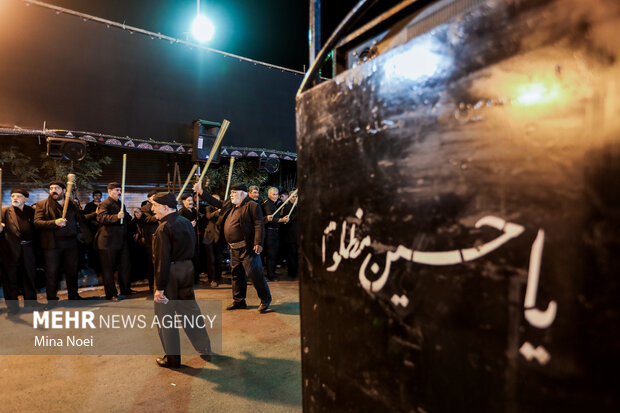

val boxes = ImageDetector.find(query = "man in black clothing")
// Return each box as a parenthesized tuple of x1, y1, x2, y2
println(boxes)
(262, 187, 288, 281)
(137, 189, 159, 292)
(94, 182, 132, 301)
(151, 192, 212, 368)
(34, 181, 91, 305)
(0, 188, 39, 312)
(202, 194, 222, 288)
(179, 193, 201, 283)
(194, 182, 272, 313)
(83, 190, 102, 273)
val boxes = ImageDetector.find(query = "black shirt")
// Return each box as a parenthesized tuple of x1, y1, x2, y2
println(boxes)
(224, 205, 244, 243)
(13, 206, 34, 241)
(262, 199, 282, 229)
(153, 211, 196, 290)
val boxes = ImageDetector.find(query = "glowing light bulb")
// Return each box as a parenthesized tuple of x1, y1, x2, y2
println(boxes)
(192, 14, 215, 42)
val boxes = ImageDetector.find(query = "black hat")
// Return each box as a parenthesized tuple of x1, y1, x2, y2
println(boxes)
(152, 192, 177, 209)
(49, 180, 66, 190)
(11, 188, 29, 198)
(147, 189, 159, 198)
(107, 182, 122, 190)
(230, 183, 248, 192)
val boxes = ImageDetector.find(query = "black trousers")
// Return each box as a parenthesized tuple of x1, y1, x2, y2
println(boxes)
(99, 246, 131, 299)
(143, 240, 154, 290)
(2, 243, 38, 311)
(202, 241, 223, 283)
(286, 242, 298, 278)
(264, 228, 279, 280)
(44, 242, 79, 300)
(154, 260, 211, 356)
(230, 247, 271, 305)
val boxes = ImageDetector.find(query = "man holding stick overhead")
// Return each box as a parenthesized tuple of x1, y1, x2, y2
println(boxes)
(34, 180, 92, 306)
(262, 187, 288, 281)
(194, 182, 272, 313)
(94, 182, 132, 301)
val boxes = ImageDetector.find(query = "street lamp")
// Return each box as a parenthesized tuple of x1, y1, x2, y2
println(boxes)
(191, 0, 215, 42)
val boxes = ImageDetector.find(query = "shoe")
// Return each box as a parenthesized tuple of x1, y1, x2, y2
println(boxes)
(226, 301, 248, 311)
(117, 295, 127, 300)
(210, 281, 219, 288)
(107, 296, 121, 302)
(123, 289, 138, 295)
(156, 355, 181, 368)
(68, 294, 83, 300)
(258, 302, 270, 313)
(200, 354, 212, 362)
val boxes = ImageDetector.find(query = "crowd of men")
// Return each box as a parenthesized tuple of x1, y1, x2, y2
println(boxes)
(0, 180, 298, 315)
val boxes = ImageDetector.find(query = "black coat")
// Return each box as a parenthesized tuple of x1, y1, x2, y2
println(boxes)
(1, 205, 35, 261)
(94, 197, 129, 250)
(34, 197, 91, 249)
(200, 192, 264, 248)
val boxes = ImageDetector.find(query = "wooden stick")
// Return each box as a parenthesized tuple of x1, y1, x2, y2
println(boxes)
(61, 173, 76, 219)
(120, 154, 127, 224)
(197, 119, 230, 186)
(176, 163, 198, 202)
(285, 197, 298, 219)
(271, 188, 298, 216)
(224, 157, 235, 200)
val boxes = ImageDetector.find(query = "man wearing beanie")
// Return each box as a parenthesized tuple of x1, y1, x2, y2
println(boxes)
(150, 192, 212, 368)
(137, 189, 160, 293)
(0, 188, 38, 312)
(179, 193, 201, 283)
(193, 181, 272, 313)
(94, 182, 132, 301)
(34, 180, 92, 306)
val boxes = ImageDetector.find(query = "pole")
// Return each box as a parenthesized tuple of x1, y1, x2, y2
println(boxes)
(285, 197, 298, 219)
(197, 119, 230, 186)
(61, 173, 76, 219)
(272, 188, 298, 216)
(224, 156, 235, 200)
(120, 154, 127, 224)
(176, 163, 198, 202)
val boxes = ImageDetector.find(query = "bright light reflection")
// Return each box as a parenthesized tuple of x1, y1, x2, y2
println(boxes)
(384, 38, 443, 81)
(514, 82, 562, 106)
(192, 14, 215, 42)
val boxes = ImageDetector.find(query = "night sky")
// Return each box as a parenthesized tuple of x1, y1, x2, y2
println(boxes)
(48, 0, 403, 72)
(46, 0, 355, 72)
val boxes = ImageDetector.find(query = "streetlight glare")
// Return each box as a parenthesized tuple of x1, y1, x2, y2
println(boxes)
(192, 14, 215, 42)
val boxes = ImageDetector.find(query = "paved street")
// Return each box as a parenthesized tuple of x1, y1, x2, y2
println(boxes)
(0, 279, 302, 413)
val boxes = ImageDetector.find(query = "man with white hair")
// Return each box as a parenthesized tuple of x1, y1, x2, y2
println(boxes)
(193, 182, 272, 313)
(0, 188, 38, 312)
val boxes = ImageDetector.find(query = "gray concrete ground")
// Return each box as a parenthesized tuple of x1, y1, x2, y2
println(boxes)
(0, 278, 302, 413)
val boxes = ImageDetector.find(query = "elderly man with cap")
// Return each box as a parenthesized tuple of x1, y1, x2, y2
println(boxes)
(0, 188, 39, 312)
(34, 180, 91, 306)
(150, 192, 212, 368)
(262, 186, 288, 281)
(193, 182, 272, 313)
(137, 189, 160, 293)
(94, 182, 132, 301)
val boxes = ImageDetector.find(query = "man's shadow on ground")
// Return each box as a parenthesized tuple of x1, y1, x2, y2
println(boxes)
(176, 351, 302, 407)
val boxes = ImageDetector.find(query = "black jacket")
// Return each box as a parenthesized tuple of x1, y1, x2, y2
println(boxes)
(138, 201, 159, 247)
(34, 196, 91, 249)
(200, 192, 264, 249)
(1, 205, 35, 261)
(94, 197, 129, 250)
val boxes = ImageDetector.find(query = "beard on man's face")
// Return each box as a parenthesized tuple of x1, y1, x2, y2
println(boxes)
(51, 192, 61, 200)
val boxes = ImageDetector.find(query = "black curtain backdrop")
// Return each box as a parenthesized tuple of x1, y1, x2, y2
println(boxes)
(0, 0, 301, 152)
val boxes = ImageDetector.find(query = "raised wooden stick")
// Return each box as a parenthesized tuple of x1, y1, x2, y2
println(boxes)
(285, 197, 298, 219)
(224, 157, 235, 200)
(176, 163, 198, 202)
(61, 173, 76, 219)
(120, 154, 127, 224)
(197, 119, 230, 187)
(271, 188, 298, 217)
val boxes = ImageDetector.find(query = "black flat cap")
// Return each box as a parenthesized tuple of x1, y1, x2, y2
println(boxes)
(49, 180, 66, 189)
(152, 192, 177, 209)
(11, 188, 29, 198)
(230, 183, 248, 192)
(107, 182, 122, 190)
